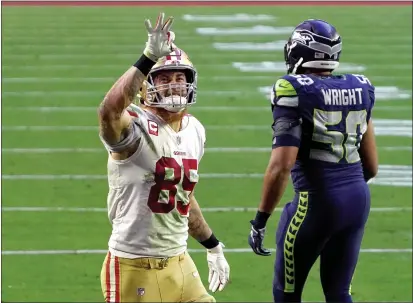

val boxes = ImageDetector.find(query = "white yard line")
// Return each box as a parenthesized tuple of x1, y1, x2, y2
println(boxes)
(2, 35, 408, 42)
(3, 106, 412, 112)
(2, 148, 103, 153)
(376, 146, 413, 151)
(2, 248, 411, 256)
(379, 164, 412, 170)
(2, 77, 118, 83)
(6, 106, 271, 112)
(1, 90, 247, 97)
(181, 14, 277, 22)
(2, 125, 272, 131)
(1, 167, 411, 181)
(2, 165, 410, 187)
(2, 125, 411, 137)
(2, 64, 411, 73)
(2, 146, 412, 153)
(2, 126, 99, 131)
(1, 174, 266, 180)
(4, 53, 412, 60)
(2, 75, 411, 83)
(3, 63, 410, 70)
(2, 206, 411, 213)
(2, 90, 412, 99)
(1, 64, 150, 70)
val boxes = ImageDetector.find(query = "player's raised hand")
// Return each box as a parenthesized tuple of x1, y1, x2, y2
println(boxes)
(143, 12, 175, 62)
(248, 221, 272, 256)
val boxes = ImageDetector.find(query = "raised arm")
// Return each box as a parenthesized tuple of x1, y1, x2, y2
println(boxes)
(97, 12, 175, 146)
(98, 67, 147, 144)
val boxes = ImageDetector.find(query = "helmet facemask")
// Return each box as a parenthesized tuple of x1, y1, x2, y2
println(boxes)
(284, 39, 305, 74)
(142, 66, 197, 113)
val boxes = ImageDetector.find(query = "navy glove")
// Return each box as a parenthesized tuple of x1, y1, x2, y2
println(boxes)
(248, 219, 272, 256)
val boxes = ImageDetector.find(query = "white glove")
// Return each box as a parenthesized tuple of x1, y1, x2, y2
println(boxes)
(207, 243, 230, 292)
(143, 12, 175, 62)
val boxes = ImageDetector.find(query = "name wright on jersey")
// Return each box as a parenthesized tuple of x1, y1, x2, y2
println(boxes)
(321, 88, 363, 106)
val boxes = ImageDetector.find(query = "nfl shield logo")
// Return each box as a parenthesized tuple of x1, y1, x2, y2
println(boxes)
(137, 288, 145, 296)
(177, 136, 181, 145)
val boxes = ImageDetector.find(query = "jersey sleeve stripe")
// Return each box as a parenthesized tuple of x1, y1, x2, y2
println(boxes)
(127, 103, 145, 116)
(127, 110, 138, 117)
(277, 96, 299, 107)
(99, 121, 142, 153)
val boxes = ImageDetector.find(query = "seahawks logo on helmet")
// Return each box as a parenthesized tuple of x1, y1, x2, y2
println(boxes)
(284, 19, 342, 74)
(291, 31, 314, 45)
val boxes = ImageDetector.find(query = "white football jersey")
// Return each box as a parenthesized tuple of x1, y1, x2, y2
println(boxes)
(100, 104, 206, 258)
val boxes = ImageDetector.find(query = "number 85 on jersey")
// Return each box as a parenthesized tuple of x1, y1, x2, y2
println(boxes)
(147, 156, 198, 216)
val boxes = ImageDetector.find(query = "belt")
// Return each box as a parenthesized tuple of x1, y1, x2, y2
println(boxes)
(117, 252, 186, 269)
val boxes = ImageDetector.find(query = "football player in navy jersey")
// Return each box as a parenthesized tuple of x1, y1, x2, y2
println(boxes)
(248, 19, 378, 303)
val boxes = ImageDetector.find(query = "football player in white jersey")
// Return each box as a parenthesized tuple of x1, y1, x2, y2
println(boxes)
(97, 12, 230, 303)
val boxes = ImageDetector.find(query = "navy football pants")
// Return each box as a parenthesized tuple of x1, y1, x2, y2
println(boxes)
(273, 182, 370, 303)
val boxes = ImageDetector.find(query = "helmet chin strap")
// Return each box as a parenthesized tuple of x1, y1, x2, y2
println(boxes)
(292, 57, 304, 74)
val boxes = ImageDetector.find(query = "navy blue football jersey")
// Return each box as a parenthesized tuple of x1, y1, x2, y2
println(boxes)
(271, 74, 375, 191)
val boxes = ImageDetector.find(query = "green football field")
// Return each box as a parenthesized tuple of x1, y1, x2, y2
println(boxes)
(1, 3, 412, 302)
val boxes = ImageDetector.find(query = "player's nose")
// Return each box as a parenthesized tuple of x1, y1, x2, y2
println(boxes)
(168, 83, 184, 95)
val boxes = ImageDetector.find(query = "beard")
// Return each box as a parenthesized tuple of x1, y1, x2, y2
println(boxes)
(145, 106, 188, 124)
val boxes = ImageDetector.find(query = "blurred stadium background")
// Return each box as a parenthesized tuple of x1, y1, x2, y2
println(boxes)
(1, 1, 412, 302)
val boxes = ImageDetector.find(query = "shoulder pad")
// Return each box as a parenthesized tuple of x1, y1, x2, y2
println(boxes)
(275, 77, 297, 97)
(271, 76, 299, 108)
(350, 74, 374, 89)
(187, 114, 206, 155)
(192, 115, 206, 136)
(186, 113, 205, 132)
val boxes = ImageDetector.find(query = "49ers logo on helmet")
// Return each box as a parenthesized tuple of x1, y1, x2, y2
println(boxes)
(165, 49, 182, 61)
